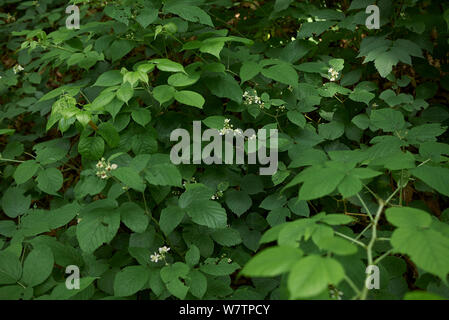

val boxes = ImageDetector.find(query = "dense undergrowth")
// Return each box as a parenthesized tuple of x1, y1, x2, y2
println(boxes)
(1, 0, 449, 300)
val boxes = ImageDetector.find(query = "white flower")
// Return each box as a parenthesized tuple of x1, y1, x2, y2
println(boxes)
(328, 67, 339, 81)
(110, 163, 118, 170)
(150, 253, 161, 263)
(158, 246, 170, 254)
(227, 258, 232, 263)
(13, 64, 24, 74)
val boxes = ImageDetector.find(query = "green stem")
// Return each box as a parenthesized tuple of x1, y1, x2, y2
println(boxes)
(335, 231, 366, 248)
(360, 199, 385, 300)
(374, 249, 394, 264)
(356, 193, 374, 221)
(344, 275, 361, 297)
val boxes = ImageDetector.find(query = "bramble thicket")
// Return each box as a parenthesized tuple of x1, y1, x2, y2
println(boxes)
(1, 0, 449, 300)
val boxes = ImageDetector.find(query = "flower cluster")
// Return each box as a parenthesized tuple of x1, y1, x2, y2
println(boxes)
(220, 253, 233, 264)
(150, 246, 171, 263)
(219, 118, 243, 136)
(182, 177, 197, 188)
(210, 190, 224, 200)
(328, 67, 339, 82)
(13, 64, 24, 74)
(95, 157, 118, 179)
(277, 105, 286, 112)
(329, 287, 344, 300)
(243, 90, 265, 109)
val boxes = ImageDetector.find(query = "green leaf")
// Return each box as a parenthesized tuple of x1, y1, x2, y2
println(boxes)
(98, 123, 120, 148)
(352, 114, 370, 130)
(187, 269, 207, 298)
(185, 245, 200, 266)
(319, 214, 354, 225)
(390, 227, 449, 280)
(260, 194, 287, 210)
(160, 206, 185, 236)
(160, 262, 190, 299)
(386, 207, 432, 228)
(185, 200, 227, 229)
(145, 163, 182, 187)
(94, 70, 122, 87)
(153, 85, 176, 105)
(199, 38, 225, 59)
(288, 255, 345, 298)
(109, 40, 134, 62)
(78, 136, 104, 160)
(0, 251, 22, 285)
(410, 166, 449, 197)
(337, 175, 362, 198)
(119, 202, 149, 233)
(2, 187, 31, 218)
(315, 236, 357, 256)
(21, 246, 54, 287)
(0, 129, 15, 135)
(240, 61, 261, 83)
(168, 72, 200, 87)
(404, 291, 446, 300)
(224, 190, 252, 217)
(164, 4, 213, 27)
(76, 205, 120, 253)
(370, 109, 405, 132)
(205, 73, 243, 103)
(174, 90, 205, 109)
(298, 20, 335, 38)
(135, 8, 158, 28)
(199, 260, 239, 276)
(91, 91, 115, 111)
(50, 277, 96, 299)
(131, 108, 152, 127)
(318, 121, 345, 140)
(274, 0, 294, 12)
(374, 51, 399, 78)
(152, 59, 185, 73)
(287, 110, 306, 128)
(116, 82, 134, 104)
(241, 246, 303, 277)
(112, 167, 145, 192)
(36, 167, 63, 195)
(210, 228, 242, 246)
(298, 168, 345, 201)
(261, 63, 298, 87)
(114, 266, 149, 297)
(13, 160, 39, 185)
(203, 116, 226, 129)
(349, 89, 375, 106)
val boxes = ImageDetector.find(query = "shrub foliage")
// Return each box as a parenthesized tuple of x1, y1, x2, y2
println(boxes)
(1, 0, 449, 300)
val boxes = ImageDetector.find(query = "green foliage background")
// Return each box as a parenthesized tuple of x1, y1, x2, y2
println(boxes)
(1, 0, 449, 300)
